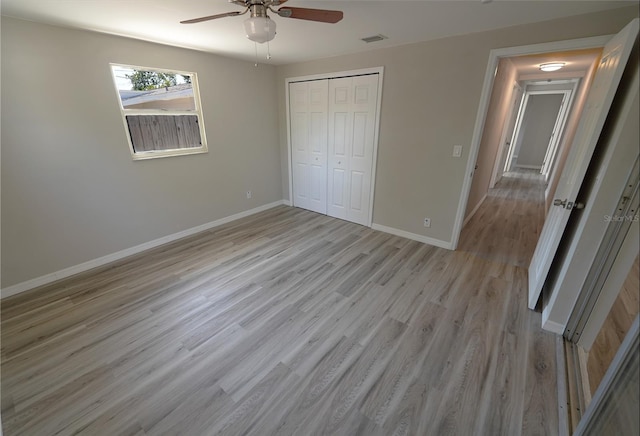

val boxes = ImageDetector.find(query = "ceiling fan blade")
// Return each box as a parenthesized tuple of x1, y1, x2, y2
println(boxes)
(180, 11, 242, 24)
(276, 7, 343, 24)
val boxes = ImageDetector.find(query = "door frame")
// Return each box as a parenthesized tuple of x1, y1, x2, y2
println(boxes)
(574, 316, 639, 435)
(451, 35, 612, 250)
(285, 66, 384, 227)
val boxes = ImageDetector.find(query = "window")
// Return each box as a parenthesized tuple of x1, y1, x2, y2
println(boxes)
(110, 64, 208, 160)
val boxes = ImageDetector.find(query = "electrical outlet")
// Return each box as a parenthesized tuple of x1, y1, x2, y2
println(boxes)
(246, 190, 252, 199)
(423, 217, 431, 228)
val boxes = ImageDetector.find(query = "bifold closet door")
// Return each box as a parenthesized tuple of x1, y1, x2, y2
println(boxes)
(289, 80, 329, 214)
(327, 74, 379, 225)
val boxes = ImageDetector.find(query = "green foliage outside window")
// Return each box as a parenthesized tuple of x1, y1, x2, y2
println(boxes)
(125, 71, 192, 91)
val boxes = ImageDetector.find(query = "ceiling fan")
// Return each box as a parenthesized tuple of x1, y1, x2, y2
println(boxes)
(181, 0, 344, 44)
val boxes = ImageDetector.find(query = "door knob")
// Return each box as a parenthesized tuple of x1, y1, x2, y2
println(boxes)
(553, 199, 567, 207)
(554, 199, 585, 210)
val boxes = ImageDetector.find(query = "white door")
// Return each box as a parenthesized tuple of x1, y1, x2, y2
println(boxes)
(490, 84, 523, 188)
(290, 80, 329, 214)
(528, 19, 639, 309)
(503, 92, 528, 172)
(540, 93, 569, 177)
(327, 74, 379, 225)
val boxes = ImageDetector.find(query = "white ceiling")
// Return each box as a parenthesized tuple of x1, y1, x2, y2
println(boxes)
(1, 1, 634, 65)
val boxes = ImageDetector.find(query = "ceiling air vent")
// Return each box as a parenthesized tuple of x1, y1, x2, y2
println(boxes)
(361, 34, 388, 43)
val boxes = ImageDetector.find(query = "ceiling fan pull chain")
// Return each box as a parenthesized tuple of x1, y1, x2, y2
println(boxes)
(267, 39, 272, 60)
(254, 41, 259, 67)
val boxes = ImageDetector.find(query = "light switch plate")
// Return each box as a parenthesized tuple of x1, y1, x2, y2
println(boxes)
(453, 145, 463, 158)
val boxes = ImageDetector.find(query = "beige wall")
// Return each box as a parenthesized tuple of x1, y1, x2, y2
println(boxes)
(1, 17, 282, 288)
(465, 57, 518, 222)
(2, 7, 638, 290)
(276, 6, 639, 244)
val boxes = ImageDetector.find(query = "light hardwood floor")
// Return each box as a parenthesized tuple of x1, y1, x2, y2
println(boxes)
(1, 171, 558, 435)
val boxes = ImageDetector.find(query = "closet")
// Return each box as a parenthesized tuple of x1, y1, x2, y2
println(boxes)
(288, 70, 381, 226)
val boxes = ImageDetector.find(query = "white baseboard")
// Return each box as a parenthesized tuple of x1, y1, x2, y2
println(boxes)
(542, 300, 567, 335)
(463, 193, 487, 227)
(1, 200, 288, 299)
(371, 223, 453, 250)
(542, 318, 566, 335)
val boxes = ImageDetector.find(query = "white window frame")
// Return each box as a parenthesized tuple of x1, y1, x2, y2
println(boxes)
(110, 63, 208, 160)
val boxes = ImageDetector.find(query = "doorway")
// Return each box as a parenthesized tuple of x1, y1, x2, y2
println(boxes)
(462, 47, 602, 231)
(458, 19, 639, 436)
(453, 39, 610, 250)
(501, 84, 576, 183)
(505, 92, 565, 171)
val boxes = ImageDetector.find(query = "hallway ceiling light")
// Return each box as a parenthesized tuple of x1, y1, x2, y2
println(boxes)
(539, 62, 566, 72)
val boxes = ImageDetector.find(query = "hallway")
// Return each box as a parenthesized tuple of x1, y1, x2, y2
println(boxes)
(459, 169, 546, 268)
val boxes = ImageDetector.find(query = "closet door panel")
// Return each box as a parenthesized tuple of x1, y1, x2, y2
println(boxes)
(290, 80, 328, 214)
(290, 91, 310, 210)
(328, 75, 379, 225)
(328, 77, 352, 219)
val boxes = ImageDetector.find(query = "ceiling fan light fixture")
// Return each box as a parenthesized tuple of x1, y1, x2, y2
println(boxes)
(539, 62, 565, 72)
(244, 16, 276, 43)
